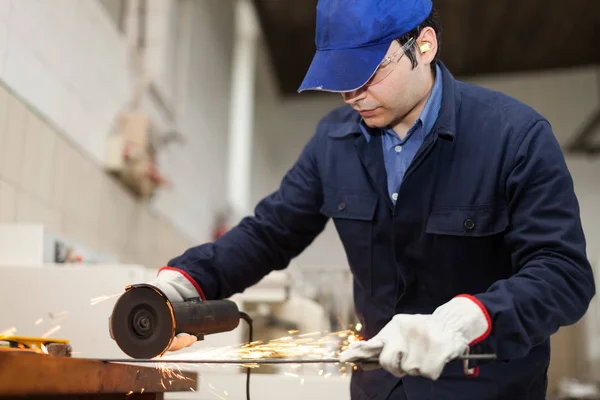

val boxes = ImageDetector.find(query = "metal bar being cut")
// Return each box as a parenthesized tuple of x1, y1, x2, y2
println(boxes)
(96, 354, 497, 364)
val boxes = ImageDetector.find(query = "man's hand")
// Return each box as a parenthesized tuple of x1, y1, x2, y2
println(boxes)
(168, 333, 198, 352)
(339, 295, 491, 380)
(148, 268, 204, 353)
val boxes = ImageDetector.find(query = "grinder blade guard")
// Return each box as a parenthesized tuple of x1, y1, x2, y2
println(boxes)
(109, 284, 241, 359)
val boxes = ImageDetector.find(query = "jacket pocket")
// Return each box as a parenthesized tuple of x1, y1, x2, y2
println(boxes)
(321, 191, 378, 295)
(426, 202, 508, 237)
(423, 202, 510, 299)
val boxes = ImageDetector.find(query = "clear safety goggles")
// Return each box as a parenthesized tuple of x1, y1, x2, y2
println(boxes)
(367, 37, 416, 86)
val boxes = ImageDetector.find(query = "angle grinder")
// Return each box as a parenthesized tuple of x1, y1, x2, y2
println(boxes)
(109, 284, 241, 359)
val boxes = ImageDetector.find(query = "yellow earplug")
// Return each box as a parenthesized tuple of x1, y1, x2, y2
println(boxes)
(419, 42, 431, 53)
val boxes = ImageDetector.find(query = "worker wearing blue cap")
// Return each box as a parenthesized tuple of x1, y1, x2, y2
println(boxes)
(132, 0, 595, 398)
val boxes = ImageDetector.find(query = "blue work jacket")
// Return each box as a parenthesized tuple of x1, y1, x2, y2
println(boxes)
(168, 63, 595, 399)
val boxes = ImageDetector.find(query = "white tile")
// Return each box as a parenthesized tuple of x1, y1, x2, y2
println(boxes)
(50, 134, 72, 211)
(0, 84, 7, 160)
(58, 142, 102, 239)
(97, 174, 121, 246)
(80, 159, 102, 231)
(31, 17, 75, 91)
(3, 31, 72, 137)
(0, 1, 11, 22)
(61, 145, 87, 222)
(60, 215, 99, 252)
(38, 0, 77, 21)
(20, 112, 55, 203)
(7, 0, 45, 45)
(37, 123, 57, 201)
(19, 112, 41, 195)
(0, 92, 27, 185)
(0, 19, 8, 76)
(115, 182, 137, 242)
(0, 177, 16, 221)
(15, 189, 61, 233)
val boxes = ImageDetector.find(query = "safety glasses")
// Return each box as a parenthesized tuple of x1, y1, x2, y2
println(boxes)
(367, 37, 416, 86)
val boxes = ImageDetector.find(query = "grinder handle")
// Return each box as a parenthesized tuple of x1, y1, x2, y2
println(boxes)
(172, 299, 241, 336)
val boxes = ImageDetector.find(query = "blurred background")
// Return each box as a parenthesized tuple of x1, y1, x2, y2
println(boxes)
(0, 1, 599, 399)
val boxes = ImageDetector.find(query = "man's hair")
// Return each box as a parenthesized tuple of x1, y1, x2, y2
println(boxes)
(396, 7, 442, 70)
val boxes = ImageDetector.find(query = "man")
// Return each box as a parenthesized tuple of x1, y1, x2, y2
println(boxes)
(134, 0, 595, 398)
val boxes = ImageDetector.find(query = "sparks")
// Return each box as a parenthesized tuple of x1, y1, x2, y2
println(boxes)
(157, 328, 363, 369)
(0, 326, 17, 338)
(41, 325, 61, 338)
(90, 293, 121, 306)
(209, 390, 226, 400)
(34, 318, 43, 325)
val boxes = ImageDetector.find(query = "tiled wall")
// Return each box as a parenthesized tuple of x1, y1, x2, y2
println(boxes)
(0, 0, 235, 242)
(0, 83, 193, 269)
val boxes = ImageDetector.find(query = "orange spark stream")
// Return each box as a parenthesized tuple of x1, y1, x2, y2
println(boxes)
(151, 328, 363, 381)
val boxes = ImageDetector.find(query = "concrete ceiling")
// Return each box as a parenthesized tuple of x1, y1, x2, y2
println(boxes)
(252, 0, 600, 153)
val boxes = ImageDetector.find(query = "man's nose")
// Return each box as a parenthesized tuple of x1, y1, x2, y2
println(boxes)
(342, 87, 367, 104)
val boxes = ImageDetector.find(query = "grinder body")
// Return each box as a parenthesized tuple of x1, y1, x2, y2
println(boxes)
(172, 297, 241, 338)
(109, 284, 240, 359)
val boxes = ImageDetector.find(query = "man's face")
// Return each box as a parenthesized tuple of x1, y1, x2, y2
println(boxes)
(341, 28, 437, 130)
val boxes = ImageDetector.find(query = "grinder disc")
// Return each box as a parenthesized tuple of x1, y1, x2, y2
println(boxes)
(110, 286, 175, 359)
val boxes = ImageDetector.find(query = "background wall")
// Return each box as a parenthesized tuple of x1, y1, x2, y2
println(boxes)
(0, 0, 235, 269)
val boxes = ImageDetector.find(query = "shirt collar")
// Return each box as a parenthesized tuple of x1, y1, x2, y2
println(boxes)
(360, 63, 444, 142)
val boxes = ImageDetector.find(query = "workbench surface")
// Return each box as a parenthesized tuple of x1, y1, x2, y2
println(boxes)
(0, 350, 197, 399)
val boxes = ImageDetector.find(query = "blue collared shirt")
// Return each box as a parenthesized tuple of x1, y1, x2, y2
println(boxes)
(360, 64, 443, 204)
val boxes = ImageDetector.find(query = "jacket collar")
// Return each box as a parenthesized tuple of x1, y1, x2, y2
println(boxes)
(327, 61, 459, 140)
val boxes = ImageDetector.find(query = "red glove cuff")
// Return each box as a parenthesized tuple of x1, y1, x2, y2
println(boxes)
(454, 294, 492, 344)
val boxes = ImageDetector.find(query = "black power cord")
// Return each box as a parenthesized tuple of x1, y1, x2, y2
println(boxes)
(238, 312, 253, 400)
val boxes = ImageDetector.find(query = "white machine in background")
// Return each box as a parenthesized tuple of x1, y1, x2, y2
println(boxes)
(580, 253, 600, 379)
(0, 224, 351, 400)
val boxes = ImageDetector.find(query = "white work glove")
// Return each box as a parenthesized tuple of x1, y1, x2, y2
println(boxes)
(148, 268, 203, 352)
(340, 295, 490, 380)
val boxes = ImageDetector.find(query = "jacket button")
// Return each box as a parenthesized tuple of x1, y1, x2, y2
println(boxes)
(464, 219, 475, 230)
(338, 202, 346, 211)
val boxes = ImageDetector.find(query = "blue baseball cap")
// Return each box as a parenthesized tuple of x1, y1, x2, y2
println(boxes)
(298, 0, 432, 93)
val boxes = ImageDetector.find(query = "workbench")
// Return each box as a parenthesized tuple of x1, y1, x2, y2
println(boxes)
(0, 350, 197, 399)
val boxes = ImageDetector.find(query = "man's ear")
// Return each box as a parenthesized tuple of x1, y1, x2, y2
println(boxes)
(416, 27, 437, 62)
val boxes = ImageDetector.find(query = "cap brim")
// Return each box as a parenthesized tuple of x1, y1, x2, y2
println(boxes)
(297, 42, 391, 93)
